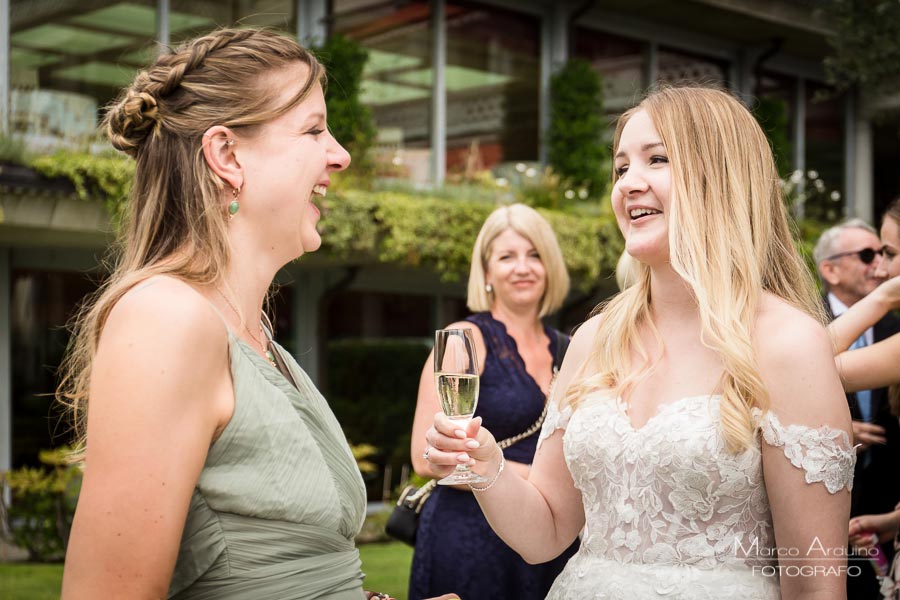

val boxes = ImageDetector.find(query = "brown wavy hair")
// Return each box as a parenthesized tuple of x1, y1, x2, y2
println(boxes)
(57, 28, 324, 458)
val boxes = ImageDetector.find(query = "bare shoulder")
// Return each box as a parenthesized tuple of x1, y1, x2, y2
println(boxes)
(570, 313, 602, 347)
(754, 294, 832, 366)
(754, 294, 847, 422)
(103, 275, 226, 356)
(554, 314, 601, 384)
(95, 276, 230, 411)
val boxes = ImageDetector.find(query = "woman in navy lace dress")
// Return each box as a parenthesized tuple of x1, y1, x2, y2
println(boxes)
(408, 204, 578, 600)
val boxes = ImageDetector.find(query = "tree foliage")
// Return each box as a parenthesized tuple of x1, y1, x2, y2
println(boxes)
(313, 34, 377, 182)
(820, 0, 900, 94)
(548, 59, 610, 198)
(752, 97, 792, 177)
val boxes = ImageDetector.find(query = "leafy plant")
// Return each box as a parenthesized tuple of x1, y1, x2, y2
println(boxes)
(782, 169, 844, 222)
(548, 59, 610, 198)
(0, 134, 29, 165)
(30, 150, 134, 218)
(318, 188, 619, 292)
(314, 35, 378, 185)
(1, 448, 82, 562)
(819, 0, 900, 94)
(752, 97, 792, 177)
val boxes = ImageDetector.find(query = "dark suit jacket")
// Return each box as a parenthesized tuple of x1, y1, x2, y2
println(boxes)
(825, 297, 900, 518)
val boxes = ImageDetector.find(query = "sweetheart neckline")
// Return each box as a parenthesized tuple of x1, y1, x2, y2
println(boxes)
(612, 394, 721, 432)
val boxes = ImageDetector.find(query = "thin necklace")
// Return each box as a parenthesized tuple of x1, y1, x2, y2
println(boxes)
(215, 287, 277, 366)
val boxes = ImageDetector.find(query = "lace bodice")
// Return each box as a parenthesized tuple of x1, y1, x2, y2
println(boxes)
(538, 393, 855, 599)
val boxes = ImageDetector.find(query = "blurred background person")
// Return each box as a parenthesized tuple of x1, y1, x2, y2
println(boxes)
(830, 199, 900, 599)
(815, 216, 900, 600)
(408, 203, 578, 600)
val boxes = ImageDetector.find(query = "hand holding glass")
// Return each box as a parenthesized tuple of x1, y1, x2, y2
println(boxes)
(434, 328, 487, 485)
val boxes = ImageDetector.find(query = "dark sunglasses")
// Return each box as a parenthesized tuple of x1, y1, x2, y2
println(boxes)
(824, 247, 883, 264)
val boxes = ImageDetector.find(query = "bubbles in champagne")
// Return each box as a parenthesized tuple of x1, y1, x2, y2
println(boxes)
(435, 372, 479, 420)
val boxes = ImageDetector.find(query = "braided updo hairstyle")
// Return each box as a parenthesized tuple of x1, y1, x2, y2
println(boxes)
(58, 29, 325, 456)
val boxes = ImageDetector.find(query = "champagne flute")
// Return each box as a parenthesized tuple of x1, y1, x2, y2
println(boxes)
(434, 328, 488, 485)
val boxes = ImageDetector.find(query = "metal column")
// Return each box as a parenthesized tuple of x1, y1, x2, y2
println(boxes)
(430, 0, 446, 187)
(792, 77, 806, 218)
(156, 0, 170, 52)
(0, 0, 10, 134)
(0, 248, 11, 473)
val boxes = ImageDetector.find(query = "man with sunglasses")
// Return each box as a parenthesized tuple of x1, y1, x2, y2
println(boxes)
(815, 218, 900, 600)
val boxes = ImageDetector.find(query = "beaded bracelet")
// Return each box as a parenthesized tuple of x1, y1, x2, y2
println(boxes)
(469, 450, 505, 492)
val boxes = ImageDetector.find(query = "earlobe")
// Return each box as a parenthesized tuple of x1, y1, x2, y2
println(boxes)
(201, 125, 242, 191)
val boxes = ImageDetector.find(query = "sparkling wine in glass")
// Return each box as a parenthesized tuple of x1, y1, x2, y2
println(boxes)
(434, 328, 488, 485)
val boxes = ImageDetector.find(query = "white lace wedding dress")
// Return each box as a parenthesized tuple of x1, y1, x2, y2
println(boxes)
(537, 393, 856, 600)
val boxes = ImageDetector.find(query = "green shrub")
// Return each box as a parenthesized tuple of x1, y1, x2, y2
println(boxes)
(327, 339, 431, 498)
(30, 150, 134, 219)
(753, 97, 792, 177)
(548, 59, 609, 198)
(1, 448, 81, 562)
(0, 134, 29, 165)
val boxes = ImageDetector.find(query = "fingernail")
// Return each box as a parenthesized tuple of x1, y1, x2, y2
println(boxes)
(454, 429, 466, 439)
(456, 453, 470, 462)
(465, 440, 480, 449)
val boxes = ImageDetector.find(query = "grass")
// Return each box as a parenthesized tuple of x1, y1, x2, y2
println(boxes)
(0, 563, 64, 600)
(360, 541, 414, 599)
(0, 542, 413, 599)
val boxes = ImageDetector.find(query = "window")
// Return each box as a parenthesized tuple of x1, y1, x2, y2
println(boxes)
(10, 0, 159, 150)
(169, 0, 296, 43)
(573, 27, 645, 117)
(11, 270, 99, 466)
(445, 3, 540, 172)
(333, 0, 433, 182)
(657, 47, 728, 88)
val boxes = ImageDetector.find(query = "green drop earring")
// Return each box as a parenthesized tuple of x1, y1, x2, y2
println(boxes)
(228, 186, 241, 220)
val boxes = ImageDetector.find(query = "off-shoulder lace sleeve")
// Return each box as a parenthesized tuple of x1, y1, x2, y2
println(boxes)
(754, 409, 856, 494)
(537, 396, 573, 451)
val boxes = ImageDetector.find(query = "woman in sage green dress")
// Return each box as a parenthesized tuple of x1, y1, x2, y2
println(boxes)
(58, 28, 456, 600)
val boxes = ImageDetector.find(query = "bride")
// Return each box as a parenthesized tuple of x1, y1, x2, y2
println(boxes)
(424, 86, 854, 599)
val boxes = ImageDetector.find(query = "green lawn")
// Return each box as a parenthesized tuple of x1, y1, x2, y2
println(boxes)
(0, 563, 64, 600)
(360, 541, 414, 599)
(0, 542, 413, 600)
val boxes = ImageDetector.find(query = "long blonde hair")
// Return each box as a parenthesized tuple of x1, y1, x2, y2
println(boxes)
(565, 86, 823, 453)
(57, 29, 324, 456)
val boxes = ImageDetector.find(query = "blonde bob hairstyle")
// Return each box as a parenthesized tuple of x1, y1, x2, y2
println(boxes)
(467, 204, 570, 317)
(564, 86, 823, 453)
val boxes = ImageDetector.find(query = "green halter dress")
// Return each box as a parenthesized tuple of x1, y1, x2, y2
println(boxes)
(167, 321, 367, 599)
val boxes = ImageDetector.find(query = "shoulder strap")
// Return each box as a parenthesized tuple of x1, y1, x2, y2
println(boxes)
(260, 316, 300, 391)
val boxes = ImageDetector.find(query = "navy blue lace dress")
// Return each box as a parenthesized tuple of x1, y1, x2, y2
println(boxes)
(408, 312, 579, 600)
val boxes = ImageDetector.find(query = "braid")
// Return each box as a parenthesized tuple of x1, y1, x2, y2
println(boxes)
(104, 28, 269, 157)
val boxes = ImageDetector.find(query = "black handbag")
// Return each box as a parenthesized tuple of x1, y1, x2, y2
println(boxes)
(384, 479, 437, 545)
(384, 328, 570, 546)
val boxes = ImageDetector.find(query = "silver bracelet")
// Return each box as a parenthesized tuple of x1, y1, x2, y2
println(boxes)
(469, 450, 505, 492)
